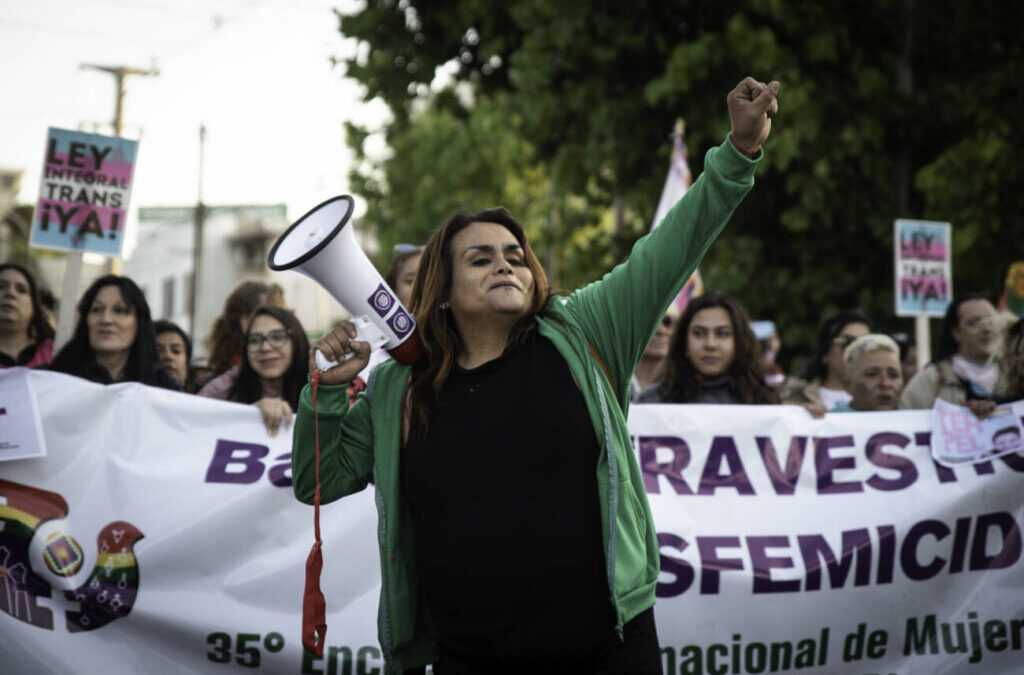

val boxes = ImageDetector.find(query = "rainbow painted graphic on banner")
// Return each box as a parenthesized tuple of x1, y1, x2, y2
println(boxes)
(0, 479, 144, 633)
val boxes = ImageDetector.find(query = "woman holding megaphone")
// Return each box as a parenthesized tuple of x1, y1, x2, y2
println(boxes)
(291, 77, 779, 675)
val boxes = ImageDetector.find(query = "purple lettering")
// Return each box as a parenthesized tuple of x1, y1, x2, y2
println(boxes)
(864, 432, 917, 491)
(639, 436, 693, 495)
(972, 460, 996, 476)
(204, 439, 269, 484)
(968, 512, 1022, 571)
(267, 452, 292, 488)
(900, 519, 950, 580)
(747, 535, 800, 593)
(814, 435, 863, 494)
(656, 532, 694, 598)
(697, 437, 755, 496)
(916, 432, 958, 483)
(877, 525, 896, 584)
(698, 536, 744, 594)
(797, 529, 872, 590)
(755, 435, 806, 495)
(999, 450, 1024, 472)
(948, 517, 972, 573)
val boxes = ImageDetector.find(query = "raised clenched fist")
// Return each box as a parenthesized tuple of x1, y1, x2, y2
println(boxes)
(727, 77, 780, 156)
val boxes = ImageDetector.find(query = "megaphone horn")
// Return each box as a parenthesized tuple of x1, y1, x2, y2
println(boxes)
(268, 195, 424, 368)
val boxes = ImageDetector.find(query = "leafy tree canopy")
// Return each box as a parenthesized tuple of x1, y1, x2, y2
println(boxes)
(336, 0, 1023, 369)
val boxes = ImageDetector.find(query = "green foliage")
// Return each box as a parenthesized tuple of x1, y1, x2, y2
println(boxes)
(2, 205, 64, 280)
(348, 94, 544, 259)
(337, 0, 1023, 369)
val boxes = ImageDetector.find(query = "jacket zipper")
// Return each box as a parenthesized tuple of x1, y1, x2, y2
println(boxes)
(366, 368, 396, 671)
(567, 320, 624, 639)
(591, 360, 624, 639)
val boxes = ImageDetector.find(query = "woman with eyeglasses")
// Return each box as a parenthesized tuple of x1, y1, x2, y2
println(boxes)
(204, 279, 288, 378)
(630, 308, 678, 402)
(780, 309, 871, 415)
(953, 314, 1024, 420)
(657, 292, 779, 404)
(198, 305, 309, 436)
(900, 293, 997, 409)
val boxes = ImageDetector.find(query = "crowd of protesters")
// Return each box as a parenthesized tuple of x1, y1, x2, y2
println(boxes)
(3, 74, 1018, 675)
(628, 288, 1022, 420)
(0, 243, 1021, 434)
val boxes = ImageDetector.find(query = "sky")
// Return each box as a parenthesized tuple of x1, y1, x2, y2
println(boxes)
(0, 0, 388, 254)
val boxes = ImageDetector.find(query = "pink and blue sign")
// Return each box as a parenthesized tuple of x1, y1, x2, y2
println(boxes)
(30, 128, 138, 257)
(894, 219, 952, 317)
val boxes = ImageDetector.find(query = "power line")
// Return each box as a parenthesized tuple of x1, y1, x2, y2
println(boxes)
(0, 17, 182, 43)
(58, 0, 230, 14)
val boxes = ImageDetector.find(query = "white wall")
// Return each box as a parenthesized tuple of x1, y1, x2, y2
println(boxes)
(125, 204, 364, 361)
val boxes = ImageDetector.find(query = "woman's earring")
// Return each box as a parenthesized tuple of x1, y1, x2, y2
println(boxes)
(439, 301, 449, 310)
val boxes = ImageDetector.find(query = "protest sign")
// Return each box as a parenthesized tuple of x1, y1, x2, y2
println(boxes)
(931, 399, 1024, 465)
(0, 368, 46, 461)
(894, 219, 952, 317)
(30, 127, 138, 257)
(1000, 261, 1024, 317)
(1, 371, 1022, 674)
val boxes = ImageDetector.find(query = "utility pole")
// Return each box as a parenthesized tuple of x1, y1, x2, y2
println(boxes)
(55, 64, 157, 347)
(895, 1, 929, 367)
(79, 63, 159, 275)
(189, 125, 207, 338)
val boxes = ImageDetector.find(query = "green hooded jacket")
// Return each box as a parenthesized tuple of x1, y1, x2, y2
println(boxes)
(291, 136, 759, 673)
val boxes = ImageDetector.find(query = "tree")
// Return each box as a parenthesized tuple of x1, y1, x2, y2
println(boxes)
(336, 0, 1024, 368)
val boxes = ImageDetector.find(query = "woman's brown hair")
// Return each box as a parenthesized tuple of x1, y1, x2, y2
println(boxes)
(0, 263, 54, 342)
(662, 291, 779, 404)
(384, 246, 424, 290)
(405, 207, 550, 445)
(204, 280, 274, 374)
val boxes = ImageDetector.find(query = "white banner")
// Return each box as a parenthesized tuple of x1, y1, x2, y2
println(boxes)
(1, 370, 1022, 674)
(634, 404, 1023, 675)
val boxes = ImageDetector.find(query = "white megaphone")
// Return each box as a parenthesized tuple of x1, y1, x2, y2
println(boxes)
(268, 195, 424, 370)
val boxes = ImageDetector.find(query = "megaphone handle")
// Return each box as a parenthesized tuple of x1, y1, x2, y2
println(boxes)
(314, 317, 388, 372)
(315, 349, 345, 372)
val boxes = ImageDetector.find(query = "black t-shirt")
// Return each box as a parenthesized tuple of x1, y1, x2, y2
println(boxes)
(401, 328, 615, 668)
(44, 359, 182, 391)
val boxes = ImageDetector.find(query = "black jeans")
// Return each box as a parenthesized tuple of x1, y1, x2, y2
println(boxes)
(429, 608, 662, 675)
